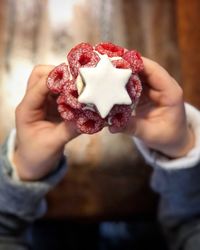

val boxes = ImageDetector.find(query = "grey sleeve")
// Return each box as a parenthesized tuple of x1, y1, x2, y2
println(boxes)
(0, 139, 67, 249)
(151, 162, 200, 250)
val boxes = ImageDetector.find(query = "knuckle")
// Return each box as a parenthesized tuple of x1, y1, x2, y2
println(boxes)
(177, 86, 184, 100)
(28, 64, 45, 89)
(15, 99, 26, 115)
(15, 103, 22, 116)
(170, 77, 184, 103)
(32, 64, 44, 74)
(15, 101, 26, 125)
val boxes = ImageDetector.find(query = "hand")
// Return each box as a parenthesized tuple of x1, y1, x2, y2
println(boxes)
(124, 58, 194, 158)
(13, 65, 79, 181)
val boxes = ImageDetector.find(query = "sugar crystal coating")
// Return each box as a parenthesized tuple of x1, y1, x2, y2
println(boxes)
(47, 63, 70, 93)
(67, 42, 100, 78)
(108, 105, 132, 133)
(95, 42, 125, 57)
(76, 110, 105, 134)
(126, 74, 142, 102)
(123, 50, 144, 73)
(47, 42, 144, 134)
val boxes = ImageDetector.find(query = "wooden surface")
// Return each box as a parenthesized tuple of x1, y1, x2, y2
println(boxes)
(177, 0, 200, 108)
(0, 0, 199, 219)
(123, 0, 180, 82)
(47, 131, 157, 219)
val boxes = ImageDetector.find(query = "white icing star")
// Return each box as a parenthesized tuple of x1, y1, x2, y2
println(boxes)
(78, 55, 132, 118)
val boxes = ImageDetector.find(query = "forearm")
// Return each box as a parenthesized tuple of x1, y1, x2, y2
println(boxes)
(151, 165, 200, 250)
(134, 103, 200, 249)
(0, 132, 67, 248)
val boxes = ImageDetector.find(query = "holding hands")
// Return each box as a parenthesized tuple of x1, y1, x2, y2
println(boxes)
(13, 58, 195, 181)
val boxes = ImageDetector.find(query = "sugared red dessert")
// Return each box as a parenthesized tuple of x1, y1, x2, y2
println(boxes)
(47, 42, 143, 134)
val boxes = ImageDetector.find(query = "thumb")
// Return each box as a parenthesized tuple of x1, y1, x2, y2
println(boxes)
(55, 121, 80, 146)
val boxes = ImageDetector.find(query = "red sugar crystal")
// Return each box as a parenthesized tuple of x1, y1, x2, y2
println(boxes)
(95, 42, 125, 57)
(108, 105, 132, 133)
(123, 50, 144, 73)
(67, 42, 100, 78)
(76, 110, 105, 134)
(47, 63, 70, 94)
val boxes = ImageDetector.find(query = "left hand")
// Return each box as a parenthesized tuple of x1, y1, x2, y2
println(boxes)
(13, 65, 79, 181)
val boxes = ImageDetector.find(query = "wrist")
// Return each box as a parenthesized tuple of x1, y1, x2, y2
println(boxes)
(13, 149, 63, 181)
(13, 150, 37, 181)
(155, 126, 195, 159)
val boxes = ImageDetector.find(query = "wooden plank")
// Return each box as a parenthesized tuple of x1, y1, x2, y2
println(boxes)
(123, 0, 180, 82)
(176, 0, 200, 108)
(46, 131, 157, 219)
(0, 0, 9, 142)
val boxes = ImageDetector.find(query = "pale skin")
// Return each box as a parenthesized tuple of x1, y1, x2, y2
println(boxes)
(13, 65, 79, 181)
(13, 59, 195, 181)
(123, 57, 194, 158)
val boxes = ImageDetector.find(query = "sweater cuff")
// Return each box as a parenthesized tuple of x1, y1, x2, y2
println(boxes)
(133, 103, 200, 170)
(0, 131, 67, 221)
(6, 129, 20, 180)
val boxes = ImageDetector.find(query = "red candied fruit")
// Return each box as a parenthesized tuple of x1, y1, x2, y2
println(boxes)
(57, 95, 76, 121)
(47, 63, 70, 94)
(58, 103, 77, 121)
(111, 58, 142, 102)
(126, 75, 142, 101)
(67, 42, 100, 78)
(76, 110, 105, 134)
(111, 58, 130, 69)
(108, 105, 132, 133)
(47, 42, 144, 134)
(61, 82, 83, 109)
(95, 42, 125, 57)
(122, 50, 144, 73)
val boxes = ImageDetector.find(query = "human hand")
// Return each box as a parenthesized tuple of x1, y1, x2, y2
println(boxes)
(13, 65, 79, 181)
(123, 58, 194, 158)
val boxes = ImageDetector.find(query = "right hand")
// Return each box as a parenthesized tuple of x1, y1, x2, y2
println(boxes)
(123, 58, 194, 158)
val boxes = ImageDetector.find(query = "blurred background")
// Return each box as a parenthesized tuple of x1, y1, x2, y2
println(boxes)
(0, 0, 199, 249)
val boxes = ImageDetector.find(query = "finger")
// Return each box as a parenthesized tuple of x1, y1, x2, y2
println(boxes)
(27, 65, 55, 91)
(119, 117, 136, 136)
(141, 57, 174, 92)
(22, 75, 50, 111)
(55, 121, 80, 144)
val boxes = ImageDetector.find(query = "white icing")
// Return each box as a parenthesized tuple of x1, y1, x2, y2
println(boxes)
(76, 74, 84, 95)
(75, 52, 122, 96)
(110, 56, 122, 61)
(82, 104, 96, 112)
(131, 109, 136, 116)
(69, 73, 73, 80)
(78, 54, 132, 118)
(94, 50, 103, 58)
(94, 50, 121, 61)
(131, 100, 139, 116)
(107, 116, 113, 125)
(66, 58, 73, 80)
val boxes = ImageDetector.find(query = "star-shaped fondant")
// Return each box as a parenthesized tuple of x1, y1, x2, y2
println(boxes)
(78, 55, 132, 118)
